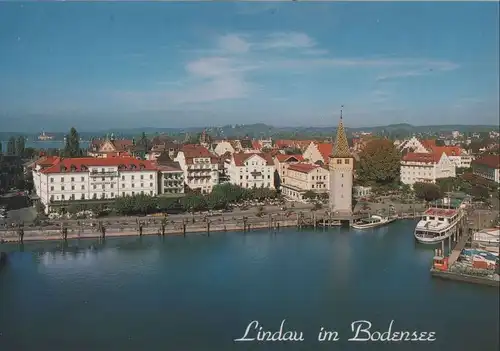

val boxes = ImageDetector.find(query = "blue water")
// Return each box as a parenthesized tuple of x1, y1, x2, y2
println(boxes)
(1, 140, 90, 151)
(0, 220, 498, 351)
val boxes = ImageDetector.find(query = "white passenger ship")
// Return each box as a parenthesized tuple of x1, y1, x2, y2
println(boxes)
(414, 207, 466, 244)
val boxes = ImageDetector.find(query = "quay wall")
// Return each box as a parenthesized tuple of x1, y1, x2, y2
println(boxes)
(431, 269, 499, 288)
(0, 219, 299, 243)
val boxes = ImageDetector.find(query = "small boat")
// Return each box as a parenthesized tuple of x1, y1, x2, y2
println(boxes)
(351, 215, 396, 229)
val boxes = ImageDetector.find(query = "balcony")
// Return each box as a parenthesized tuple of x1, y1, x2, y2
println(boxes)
(90, 170, 118, 177)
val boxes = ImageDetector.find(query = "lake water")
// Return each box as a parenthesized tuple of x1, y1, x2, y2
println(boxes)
(1, 140, 90, 151)
(0, 220, 498, 351)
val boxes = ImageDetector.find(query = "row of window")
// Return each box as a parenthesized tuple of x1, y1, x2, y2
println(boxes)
(239, 175, 272, 180)
(50, 190, 155, 201)
(239, 182, 271, 188)
(49, 174, 155, 183)
(50, 182, 155, 191)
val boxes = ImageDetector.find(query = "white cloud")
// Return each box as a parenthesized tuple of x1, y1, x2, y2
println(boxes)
(258, 32, 316, 50)
(114, 32, 460, 108)
(217, 34, 251, 53)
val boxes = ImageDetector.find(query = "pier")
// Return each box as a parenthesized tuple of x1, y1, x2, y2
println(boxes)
(431, 210, 499, 287)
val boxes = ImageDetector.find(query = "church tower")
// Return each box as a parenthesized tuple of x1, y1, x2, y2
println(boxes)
(329, 108, 354, 215)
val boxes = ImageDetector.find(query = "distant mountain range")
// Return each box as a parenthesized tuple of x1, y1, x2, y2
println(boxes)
(0, 123, 497, 141)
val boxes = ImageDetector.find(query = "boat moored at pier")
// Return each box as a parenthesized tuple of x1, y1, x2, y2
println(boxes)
(351, 215, 397, 230)
(414, 207, 465, 244)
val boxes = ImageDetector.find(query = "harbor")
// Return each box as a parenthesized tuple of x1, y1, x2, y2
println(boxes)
(1, 220, 498, 351)
(428, 195, 499, 287)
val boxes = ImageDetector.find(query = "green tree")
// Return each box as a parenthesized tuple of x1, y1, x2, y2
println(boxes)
(180, 193, 207, 212)
(302, 190, 318, 200)
(7, 137, 16, 155)
(206, 191, 228, 210)
(356, 139, 401, 185)
(413, 182, 442, 202)
(64, 127, 81, 157)
(15, 136, 25, 157)
(273, 169, 281, 191)
(470, 185, 489, 201)
(113, 195, 136, 215)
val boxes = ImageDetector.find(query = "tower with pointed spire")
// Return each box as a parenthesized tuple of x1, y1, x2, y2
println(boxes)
(328, 106, 353, 215)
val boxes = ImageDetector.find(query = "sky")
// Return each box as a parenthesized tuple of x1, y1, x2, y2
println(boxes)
(0, 1, 498, 132)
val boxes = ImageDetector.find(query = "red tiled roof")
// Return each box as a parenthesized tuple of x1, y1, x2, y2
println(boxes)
(316, 143, 333, 163)
(35, 156, 59, 167)
(473, 155, 500, 169)
(232, 152, 274, 166)
(402, 152, 442, 163)
(288, 163, 322, 173)
(420, 139, 437, 150)
(252, 141, 261, 150)
(275, 154, 304, 163)
(40, 157, 157, 174)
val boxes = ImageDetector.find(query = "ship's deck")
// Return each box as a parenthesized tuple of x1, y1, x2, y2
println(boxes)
(424, 208, 458, 217)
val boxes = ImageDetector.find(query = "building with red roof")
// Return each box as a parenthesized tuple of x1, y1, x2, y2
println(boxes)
(174, 145, 219, 194)
(273, 154, 304, 188)
(302, 142, 332, 165)
(32, 156, 160, 214)
(472, 155, 500, 183)
(227, 152, 275, 189)
(400, 151, 456, 186)
(281, 163, 329, 201)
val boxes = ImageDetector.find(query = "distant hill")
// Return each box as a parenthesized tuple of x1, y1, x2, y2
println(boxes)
(1, 124, 497, 142)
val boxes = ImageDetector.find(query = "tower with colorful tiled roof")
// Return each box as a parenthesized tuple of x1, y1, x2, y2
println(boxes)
(329, 107, 353, 215)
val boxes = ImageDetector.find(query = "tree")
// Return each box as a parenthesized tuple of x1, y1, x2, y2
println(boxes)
(180, 193, 207, 212)
(413, 182, 442, 202)
(356, 139, 401, 185)
(273, 169, 281, 191)
(15, 136, 25, 157)
(64, 127, 81, 157)
(7, 137, 16, 155)
(302, 190, 317, 200)
(470, 185, 489, 201)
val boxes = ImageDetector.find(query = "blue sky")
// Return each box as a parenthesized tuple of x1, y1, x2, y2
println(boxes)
(0, 1, 498, 131)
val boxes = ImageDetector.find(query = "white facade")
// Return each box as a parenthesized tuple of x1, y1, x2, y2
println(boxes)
(32, 158, 159, 213)
(214, 141, 236, 156)
(174, 150, 219, 194)
(400, 152, 456, 186)
(228, 153, 275, 189)
(281, 164, 329, 201)
(397, 137, 428, 153)
(159, 169, 185, 195)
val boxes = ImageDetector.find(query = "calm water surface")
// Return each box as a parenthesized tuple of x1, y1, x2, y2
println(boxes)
(0, 220, 498, 351)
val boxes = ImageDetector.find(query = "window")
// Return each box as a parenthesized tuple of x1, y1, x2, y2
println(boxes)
(140, 175, 144, 180)
(61, 177, 64, 182)
(50, 195, 54, 201)
(240, 175, 243, 180)
(101, 168, 105, 172)
(61, 186, 65, 191)
(71, 194, 75, 200)
(71, 177, 74, 182)
(110, 184, 114, 188)
(111, 192, 114, 197)
(50, 186, 54, 191)
(71, 185, 75, 190)
(81, 185, 85, 190)
(81, 194, 85, 200)
(102, 185, 105, 189)
(149, 183, 153, 187)
(132, 191, 135, 196)
(122, 175, 125, 180)
(150, 174, 153, 179)
(61, 195, 65, 200)
(81, 177, 84, 181)
(141, 183, 144, 188)
(132, 184, 135, 188)
(336, 159, 341, 164)
(102, 177, 105, 181)
(267, 175, 270, 179)
(342, 174, 344, 178)
(131, 175, 135, 180)
(50, 178, 54, 183)
(122, 192, 125, 197)
(345, 159, 350, 164)
(93, 185, 97, 189)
